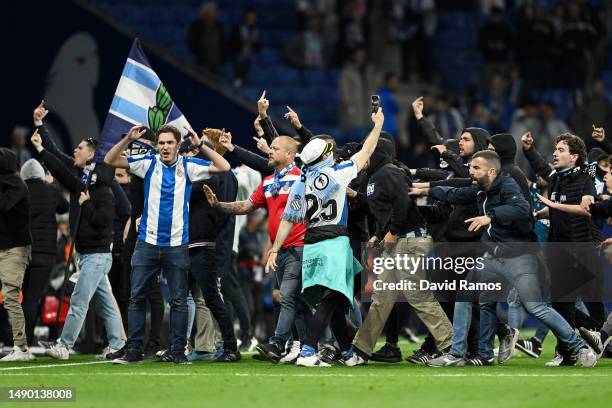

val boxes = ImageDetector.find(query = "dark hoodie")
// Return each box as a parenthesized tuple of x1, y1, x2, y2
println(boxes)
(415, 138, 461, 182)
(418, 128, 489, 242)
(441, 127, 490, 178)
(487, 133, 532, 207)
(38, 149, 115, 254)
(0, 148, 31, 250)
(366, 140, 425, 238)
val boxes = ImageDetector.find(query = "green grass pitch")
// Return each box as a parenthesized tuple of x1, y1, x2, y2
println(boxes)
(0, 334, 610, 408)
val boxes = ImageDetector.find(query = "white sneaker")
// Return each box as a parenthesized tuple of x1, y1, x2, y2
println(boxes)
(96, 346, 122, 361)
(342, 352, 367, 367)
(545, 352, 564, 367)
(280, 341, 300, 364)
(577, 347, 597, 368)
(46, 342, 70, 360)
(0, 346, 36, 362)
(296, 354, 331, 367)
(247, 337, 259, 352)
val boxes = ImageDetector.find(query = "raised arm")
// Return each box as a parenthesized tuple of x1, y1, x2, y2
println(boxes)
(351, 108, 385, 171)
(186, 128, 230, 173)
(31, 130, 80, 193)
(219, 131, 274, 175)
(521, 132, 552, 181)
(33, 101, 74, 167)
(285, 106, 314, 143)
(104, 125, 146, 169)
(591, 125, 612, 154)
(257, 91, 279, 143)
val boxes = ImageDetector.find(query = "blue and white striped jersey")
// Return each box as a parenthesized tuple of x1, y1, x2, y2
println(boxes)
(127, 154, 211, 246)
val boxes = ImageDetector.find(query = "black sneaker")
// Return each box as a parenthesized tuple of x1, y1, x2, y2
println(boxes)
(112, 349, 143, 365)
(173, 352, 192, 365)
(144, 343, 163, 358)
(407, 348, 434, 365)
(252, 353, 268, 361)
(153, 350, 174, 363)
(465, 356, 494, 366)
(318, 345, 342, 365)
(579, 327, 605, 355)
(560, 351, 578, 366)
(515, 337, 542, 358)
(371, 343, 402, 363)
(216, 349, 241, 362)
(106, 345, 126, 360)
(255, 343, 282, 363)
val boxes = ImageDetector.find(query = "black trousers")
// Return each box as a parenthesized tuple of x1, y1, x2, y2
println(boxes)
(305, 288, 352, 351)
(21, 253, 55, 346)
(190, 247, 237, 351)
(220, 251, 252, 339)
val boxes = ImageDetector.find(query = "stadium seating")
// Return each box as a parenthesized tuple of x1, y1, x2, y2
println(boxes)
(90, 0, 342, 138)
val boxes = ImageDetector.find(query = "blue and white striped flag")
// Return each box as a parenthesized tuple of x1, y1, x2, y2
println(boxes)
(95, 38, 190, 162)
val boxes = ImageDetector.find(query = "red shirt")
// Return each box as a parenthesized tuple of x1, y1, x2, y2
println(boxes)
(249, 166, 305, 248)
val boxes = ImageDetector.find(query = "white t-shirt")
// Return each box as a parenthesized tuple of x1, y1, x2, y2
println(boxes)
(232, 165, 262, 253)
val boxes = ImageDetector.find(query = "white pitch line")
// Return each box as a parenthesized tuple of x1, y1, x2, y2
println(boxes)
(0, 371, 610, 378)
(0, 361, 110, 371)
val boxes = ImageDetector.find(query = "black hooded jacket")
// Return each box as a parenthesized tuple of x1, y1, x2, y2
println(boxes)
(25, 179, 69, 255)
(488, 133, 532, 206)
(38, 149, 115, 254)
(366, 140, 425, 238)
(0, 148, 31, 250)
(421, 128, 490, 242)
(443, 127, 490, 178)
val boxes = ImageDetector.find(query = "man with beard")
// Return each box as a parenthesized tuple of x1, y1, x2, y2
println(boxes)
(406, 122, 491, 365)
(342, 138, 453, 366)
(265, 109, 385, 367)
(205, 135, 309, 363)
(411, 151, 597, 367)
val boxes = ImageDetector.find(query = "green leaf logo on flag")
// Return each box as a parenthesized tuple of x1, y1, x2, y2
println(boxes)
(147, 82, 173, 131)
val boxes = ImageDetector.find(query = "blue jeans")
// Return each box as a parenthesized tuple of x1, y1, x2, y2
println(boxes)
(450, 301, 473, 357)
(128, 241, 189, 354)
(508, 292, 590, 344)
(269, 247, 309, 348)
(61, 253, 124, 350)
(478, 254, 585, 359)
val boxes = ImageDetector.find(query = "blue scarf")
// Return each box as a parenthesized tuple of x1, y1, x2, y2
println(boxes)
(269, 164, 295, 197)
(283, 155, 339, 223)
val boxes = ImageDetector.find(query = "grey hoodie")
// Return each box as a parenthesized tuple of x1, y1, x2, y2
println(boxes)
(20, 158, 45, 181)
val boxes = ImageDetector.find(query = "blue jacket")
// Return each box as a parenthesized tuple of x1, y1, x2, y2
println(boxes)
(430, 174, 536, 243)
(378, 86, 399, 137)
